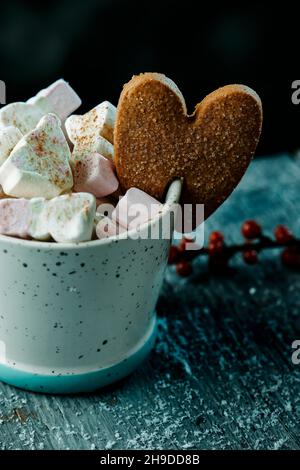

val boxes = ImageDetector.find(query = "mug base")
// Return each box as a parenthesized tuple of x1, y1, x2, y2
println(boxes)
(0, 318, 157, 394)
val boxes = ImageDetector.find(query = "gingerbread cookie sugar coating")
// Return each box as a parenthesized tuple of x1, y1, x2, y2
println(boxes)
(114, 73, 262, 222)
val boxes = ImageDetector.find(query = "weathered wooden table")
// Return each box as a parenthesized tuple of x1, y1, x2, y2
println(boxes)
(0, 154, 300, 450)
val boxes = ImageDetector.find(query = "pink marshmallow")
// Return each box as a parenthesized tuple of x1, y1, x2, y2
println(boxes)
(112, 188, 163, 230)
(96, 216, 127, 239)
(28, 79, 81, 121)
(96, 198, 115, 219)
(0, 199, 30, 238)
(73, 152, 119, 197)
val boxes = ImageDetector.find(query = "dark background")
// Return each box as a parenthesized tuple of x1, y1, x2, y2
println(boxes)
(0, 0, 299, 155)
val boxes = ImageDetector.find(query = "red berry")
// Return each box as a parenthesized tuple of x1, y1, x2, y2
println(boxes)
(209, 231, 224, 243)
(281, 247, 300, 268)
(168, 245, 179, 264)
(176, 261, 193, 277)
(241, 220, 261, 239)
(243, 249, 258, 265)
(274, 225, 293, 244)
(208, 240, 223, 255)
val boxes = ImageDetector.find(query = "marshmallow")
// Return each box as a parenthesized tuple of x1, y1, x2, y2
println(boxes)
(28, 197, 51, 240)
(0, 193, 96, 243)
(0, 114, 73, 199)
(96, 197, 115, 218)
(96, 196, 116, 209)
(0, 79, 81, 134)
(27, 79, 81, 121)
(96, 216, 127, 240)
(94, 197, 115, 229)
(70, 136, 114, 167)
(46, 193, 96, 243)
(0, 198, 30, 238)
(0, 197, 49, 240)
(0, 126, 23, 165)
(73, 152, 119, 197)
(112, 188, 163, 230)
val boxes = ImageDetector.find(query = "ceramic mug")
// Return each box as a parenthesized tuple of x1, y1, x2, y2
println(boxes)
(0, 180, 181, 394)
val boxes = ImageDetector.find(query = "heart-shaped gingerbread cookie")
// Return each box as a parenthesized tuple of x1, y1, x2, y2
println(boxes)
(114, 73, 262, 223)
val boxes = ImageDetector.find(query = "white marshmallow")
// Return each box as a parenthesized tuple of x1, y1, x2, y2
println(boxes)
(0, 126, 23, 166)
(96, 198, 115, 218)
(0, 114, 73, 199)
(96, 216, 127, 240)
(0, 79, 81, 134)
(27, 79, 81, 121)
(112, 188, 163, 230)
(0, 103, 45, 136)
(0, 193, 95, 243)
(46, 193, 96, 243)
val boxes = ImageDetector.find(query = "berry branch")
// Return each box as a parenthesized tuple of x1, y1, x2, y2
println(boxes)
(168, 221, 300, 277)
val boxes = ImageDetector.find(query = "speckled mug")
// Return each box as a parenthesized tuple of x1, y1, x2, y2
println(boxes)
(0, 180, 181, 394)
